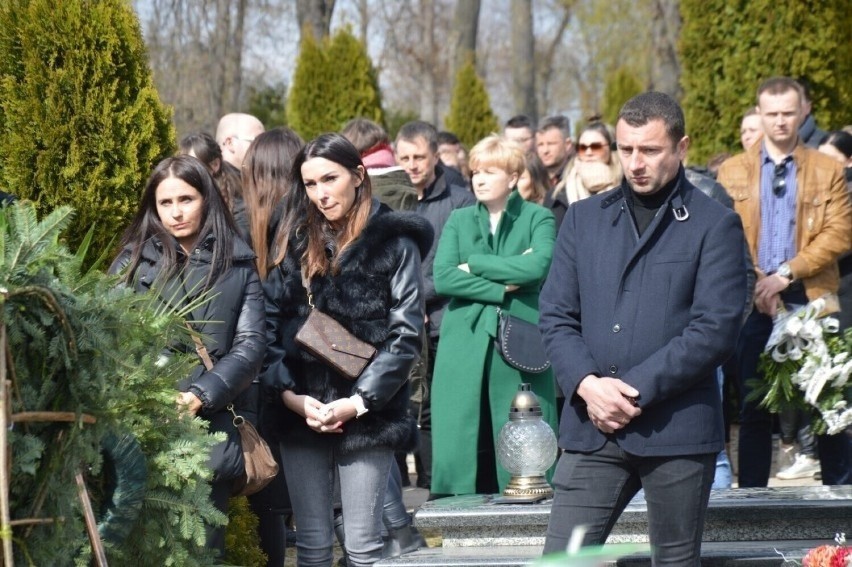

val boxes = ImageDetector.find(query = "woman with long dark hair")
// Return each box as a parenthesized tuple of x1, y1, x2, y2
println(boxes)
(241, 127, 304, 279)
(109, 155, 266, 557)
(178, 131, 247, 238)
(239, 127, 303, 565)
(263, 133, 432, 566)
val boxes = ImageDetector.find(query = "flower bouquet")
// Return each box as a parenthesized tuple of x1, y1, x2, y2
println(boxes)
(750, 297, 852, 435)
(800, 534, 851, 567)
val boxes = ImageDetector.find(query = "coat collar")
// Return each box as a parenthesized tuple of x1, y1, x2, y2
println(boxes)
(141, 231, 255, 264)
(473, 189, 525, 246)
(607, 166, 692, 243)
(754, 137, 808, 168)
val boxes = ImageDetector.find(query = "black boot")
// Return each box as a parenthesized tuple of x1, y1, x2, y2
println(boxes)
(382, 521, 427, 558)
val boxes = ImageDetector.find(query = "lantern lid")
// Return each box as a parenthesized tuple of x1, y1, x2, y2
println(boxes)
(508, 383, 542, 420)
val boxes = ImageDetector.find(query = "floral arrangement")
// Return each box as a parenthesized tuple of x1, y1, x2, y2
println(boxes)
(752, 297, 852, 435)
(801, 534, 851, 567)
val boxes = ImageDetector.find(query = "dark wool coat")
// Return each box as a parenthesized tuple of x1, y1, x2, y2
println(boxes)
(262, 201, 433, 454)
(540, 169, 748, 457)
(110, 234, 266, 481)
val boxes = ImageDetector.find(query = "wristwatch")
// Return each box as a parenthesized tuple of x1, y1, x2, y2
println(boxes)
(777, 262, 794, 282)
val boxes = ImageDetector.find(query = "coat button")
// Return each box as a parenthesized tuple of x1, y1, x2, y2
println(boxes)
(609, 365, 618, 374)
(612, 324, 621, 333)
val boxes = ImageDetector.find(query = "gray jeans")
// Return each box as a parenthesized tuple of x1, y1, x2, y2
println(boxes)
(280, 440, 393, 567)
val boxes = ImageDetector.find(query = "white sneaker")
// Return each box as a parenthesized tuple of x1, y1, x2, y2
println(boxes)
(776, 454, 820, 480)
(776, 442, 797, 472)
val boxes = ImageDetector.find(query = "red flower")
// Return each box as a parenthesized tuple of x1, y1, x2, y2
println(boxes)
(830, 547, 851, 567)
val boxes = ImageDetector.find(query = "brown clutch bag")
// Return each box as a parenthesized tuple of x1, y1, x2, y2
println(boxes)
(295, 308, 376, 380)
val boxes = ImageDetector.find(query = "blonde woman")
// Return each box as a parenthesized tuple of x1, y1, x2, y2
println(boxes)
(431, 135, 557, 495)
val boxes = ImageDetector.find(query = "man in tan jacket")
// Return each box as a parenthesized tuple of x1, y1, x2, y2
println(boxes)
(717, 77, 852, 487)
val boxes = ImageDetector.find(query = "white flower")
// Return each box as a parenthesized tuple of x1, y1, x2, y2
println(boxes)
(762, 296, 850, 437)
(785, 316, 803, 336)
(831, 360, 852, 389)
(800, 357, 834, 406)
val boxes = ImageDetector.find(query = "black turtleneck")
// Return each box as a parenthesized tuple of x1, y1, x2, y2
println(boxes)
(624, 171, 680, 236)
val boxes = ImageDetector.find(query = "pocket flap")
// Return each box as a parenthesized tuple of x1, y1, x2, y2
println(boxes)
(331, 339, 375, 360)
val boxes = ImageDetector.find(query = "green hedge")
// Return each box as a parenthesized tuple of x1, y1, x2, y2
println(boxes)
(680, 0, 852, 163)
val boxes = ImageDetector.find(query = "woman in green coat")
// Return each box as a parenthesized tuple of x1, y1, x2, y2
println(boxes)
(431, 135, 557, 495)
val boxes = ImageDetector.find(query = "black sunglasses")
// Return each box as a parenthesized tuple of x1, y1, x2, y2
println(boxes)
(772, 162, 787, 197)
(578, 142, 607, 153)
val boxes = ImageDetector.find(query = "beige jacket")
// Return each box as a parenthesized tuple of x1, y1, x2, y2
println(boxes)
(717, 141, 852, 309)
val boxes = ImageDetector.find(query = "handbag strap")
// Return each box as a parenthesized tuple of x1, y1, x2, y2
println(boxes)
(185, 322, 215, 371)
(300, 266, 315, 309)
(185, 324, 247, 425)
(226, 403, 245, 426)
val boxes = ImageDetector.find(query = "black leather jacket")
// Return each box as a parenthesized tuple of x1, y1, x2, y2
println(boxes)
(262, 200, 433, 454)
(109, 234, 266, 415)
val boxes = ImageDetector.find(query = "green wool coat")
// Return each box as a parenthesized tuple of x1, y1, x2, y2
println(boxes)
(430, 190, 557, 495)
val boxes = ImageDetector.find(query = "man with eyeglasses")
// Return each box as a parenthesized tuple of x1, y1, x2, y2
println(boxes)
(717, 77, 852, 487)
(215, 113, 265, 169)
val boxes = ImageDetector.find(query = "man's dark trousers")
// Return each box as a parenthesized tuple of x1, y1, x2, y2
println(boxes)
(544, 439, 716, 564)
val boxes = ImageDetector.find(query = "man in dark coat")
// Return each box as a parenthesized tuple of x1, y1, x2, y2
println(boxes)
(395, 120, 475, 490)
(539, 92, 747, 563)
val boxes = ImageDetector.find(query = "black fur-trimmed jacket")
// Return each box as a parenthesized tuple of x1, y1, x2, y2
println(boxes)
(262, 200, 433, 454)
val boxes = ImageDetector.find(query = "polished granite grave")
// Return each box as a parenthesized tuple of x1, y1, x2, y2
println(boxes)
(413, 486, 851, 547)
(375, 486, 851, 566)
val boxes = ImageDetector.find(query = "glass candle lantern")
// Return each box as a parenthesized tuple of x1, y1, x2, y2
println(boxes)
(496, 383, 558, 500)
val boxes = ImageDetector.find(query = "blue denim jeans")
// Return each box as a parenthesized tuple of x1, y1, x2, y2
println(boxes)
(280, 441, 393, 567)
(543, 439, 716, 565)
(713, 367, 732, 489)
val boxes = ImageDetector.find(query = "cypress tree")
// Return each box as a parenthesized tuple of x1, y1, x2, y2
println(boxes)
(680, 0, 852, 163)
(287, 26, 384, 140)
(602, 67, 644, 126)
(444, 59, 499, 150)
(0, 0, 175, 263)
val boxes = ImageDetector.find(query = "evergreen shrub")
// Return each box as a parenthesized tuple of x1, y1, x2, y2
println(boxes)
(444, 59, 499, 150)
(0, 0, 175, 264)
(287, 26, 384, 140)
(1, 203, 223, 566)
(602, 67, 644, 126)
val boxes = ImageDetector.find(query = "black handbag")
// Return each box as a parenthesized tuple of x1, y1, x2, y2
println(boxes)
(495, 309, 551, 373)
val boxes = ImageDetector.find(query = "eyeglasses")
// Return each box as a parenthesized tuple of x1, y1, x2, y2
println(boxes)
(578, 142, 607, 153)
(772, 162, 787, 197)
(231, 135, 255, 144)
